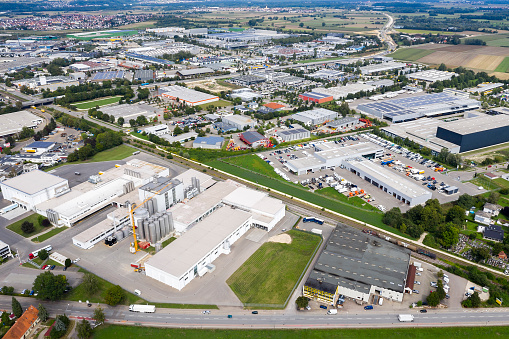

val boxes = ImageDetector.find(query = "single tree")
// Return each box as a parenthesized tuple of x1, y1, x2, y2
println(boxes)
(82, 273, 99, 296)
(296, 296, 309, 309)
(65, 258, 72, 268)
(33, 271, 68, 301)
(104, 285, 125, 306)
(38, 303, 49, 322)
(93, 306, 105, 325)
(38, 249, 49, 261)
(41, 219, 51, 227)
(426, 291, 441, 307)
(12, 297, 22, 318)
(21, 221, 35, 234)
(76, 319, 93, 339)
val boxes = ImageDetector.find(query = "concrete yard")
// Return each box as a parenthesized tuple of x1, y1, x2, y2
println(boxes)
(0, 266, 83, 291)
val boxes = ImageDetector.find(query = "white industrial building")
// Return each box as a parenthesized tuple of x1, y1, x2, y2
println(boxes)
(230, 88, 262, 102)
(144, 174, 285, 290)
(159, 85, 219, 106)
(285, 142, 383, 175)
(0, 170, 70, 210)
(22, 141, 56, 155)
(145, 207, 252, 291)
(343, 159, 432, 206)
(291, 108, 338, 126)
(0, 240, 12, 260)
(36, 159, 169, 227)
(313, 83, 377, 100)
(408, 70, 457, 83)
(0, 111, 44, 137)
(359, 61, 406, 75)
(144, 124, 170, 136)
(222, 115, 256, 130)
(276, 127, 310, 142)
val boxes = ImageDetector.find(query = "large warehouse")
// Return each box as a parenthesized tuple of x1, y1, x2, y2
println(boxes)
(159, 85, 219, 106)
(144, 175, 285, 290)
(100, 104, 159, 126)
(304, 223, 411, 305)
(357, 92, 480, 123)
(222, 115, 256, 130)
(343, 159, 432, 206)
(285, 142, 383, 175)
(291, 108, 338, 126)
(299, 92, 334, 104)
(0, 111, 44, 137)
(435, 114, 509, 152)
(0, 170, 70, 211)
(276, 127, 310, 142)
(407, 70, 457, 83)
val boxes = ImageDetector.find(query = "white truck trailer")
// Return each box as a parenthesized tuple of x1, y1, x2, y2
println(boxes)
(129, 304, 156, 313)
(398, 314, 414, 322)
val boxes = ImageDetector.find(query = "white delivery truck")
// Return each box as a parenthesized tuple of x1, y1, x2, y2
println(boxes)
(398, 314, 414, 322)
(129, 304, 156, 313)
(327, 309, 338, 315)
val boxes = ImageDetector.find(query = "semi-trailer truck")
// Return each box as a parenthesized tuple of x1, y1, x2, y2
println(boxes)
(398, 314, 414, 322)
(129, 304, 156, 313)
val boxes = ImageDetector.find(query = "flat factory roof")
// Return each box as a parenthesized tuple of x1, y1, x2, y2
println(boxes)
(173, 168, 216, 190)
(0, 110, 43, 136)
(313, 223, 411, 293)
(437, 114, 509, 135)
(346, 159, 430, 198)
(0, 170, 67, 195)
(100, 103, 158, 120)
(145, 207, 252, 278)
(160, 85, 218, 104)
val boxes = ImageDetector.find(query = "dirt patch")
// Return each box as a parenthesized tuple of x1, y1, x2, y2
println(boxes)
(268, 233, 292, 244)
(490, 72, 509, 80)
(417, 51, 477, 67)
(412, 44, 449, 50)
(186, 79, 237, 94)
(439, 45, 485, 53)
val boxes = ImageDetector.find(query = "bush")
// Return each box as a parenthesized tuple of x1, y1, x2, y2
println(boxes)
(21, 221, 35, 234)
(38, 249, 49, 261)
(41, 219, 51, 227)
(65, 258, 72, 268)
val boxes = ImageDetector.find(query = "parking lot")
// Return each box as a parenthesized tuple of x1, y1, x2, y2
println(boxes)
(258, 133, 483, 212)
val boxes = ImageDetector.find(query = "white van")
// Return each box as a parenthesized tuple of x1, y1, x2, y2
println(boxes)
(378, 297, 384, 306)
(327, 309, 338, 315)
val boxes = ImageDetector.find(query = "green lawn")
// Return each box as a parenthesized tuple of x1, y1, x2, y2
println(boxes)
(7, 213, 49, 238)
(216, 80, 244, 90)
(227, 230, 321, 307)
(72, 96, 122, 110)
(396, 29, 458, 35)
(153, 303, 218, 310)
(196, 99, 232, 110)
(388, 48, 435, 61)
(469, 176, 501, 191)
(296, 56, 345, 64)
(31, 227, 67, 243)
(92, 325, 509, 339)
(494, 178, 509, 189)
(161, 237, 176, 248)
(207, 160, 410, 238)
(495, 57, 509, 73)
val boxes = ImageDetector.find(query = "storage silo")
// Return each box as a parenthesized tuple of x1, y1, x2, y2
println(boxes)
(161, 214, 169, 237)
(142, 220, 150, 241)
(148, 222, 156, 244)
(166, 212, 174, 233)
(122, 227, 130, 238)
(133, 208, 149, 229)
(154, 242, 162, 253)
(154, 218, 162, 242)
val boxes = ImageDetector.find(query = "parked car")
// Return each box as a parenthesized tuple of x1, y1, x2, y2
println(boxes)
(49, 265, 56, 270)
(252, 311, 259, 314)
(415, 281, 421, 285)
(364, 305, 373, 310)
(420, 309, 427, 313)
(430, 282, 438, 287)
(413, 290, 420, 294)
(41, 265, 48, 270)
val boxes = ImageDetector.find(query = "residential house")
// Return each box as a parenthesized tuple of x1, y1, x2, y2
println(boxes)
(483, 225, 504, 242)
(3, 305, 39, 339)
(484, 203, 502, 216)
(474, 211, 493, 225)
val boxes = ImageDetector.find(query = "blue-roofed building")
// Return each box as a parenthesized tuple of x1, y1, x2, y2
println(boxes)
(192, 136, 224, 149)
(22, 141, 56, 155)
(214, 122, 238, 133)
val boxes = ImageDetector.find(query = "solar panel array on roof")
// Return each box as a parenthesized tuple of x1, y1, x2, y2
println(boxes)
(125, 53, 175, 65)
(92, 71, 125, 81)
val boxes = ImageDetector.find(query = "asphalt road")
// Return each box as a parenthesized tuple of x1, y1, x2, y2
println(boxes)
(1, 296, 508, 329)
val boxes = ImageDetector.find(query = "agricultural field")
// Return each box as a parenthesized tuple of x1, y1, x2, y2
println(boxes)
(188, 79, 240, 93)
(494, 57, 509, 73)
(388, 48, 435, 61)
(462, 33, 509, 47)
(227, 230, 321, 307)
(390, 44, 509, 71)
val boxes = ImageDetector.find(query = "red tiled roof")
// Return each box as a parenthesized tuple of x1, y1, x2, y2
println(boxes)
(264, 102, 285, 110)
(405, 265, 416, 290)
(3, 305, 39, 339)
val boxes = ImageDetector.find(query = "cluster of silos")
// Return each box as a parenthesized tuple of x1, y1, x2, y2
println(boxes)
(132, 207, 174, 244)
(113, 226, 130, 241)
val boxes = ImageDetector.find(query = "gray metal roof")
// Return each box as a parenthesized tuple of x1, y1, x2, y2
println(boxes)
(311, 223, 411, 293)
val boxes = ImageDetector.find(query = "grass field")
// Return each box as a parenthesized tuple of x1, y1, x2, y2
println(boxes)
(225, 155, 281, 180)
(206, 160, 412, 238)
(495, 57, 509, 73)
(7, 213, 48, 238)
(388, 48, 435, 61)
(296, 56, 345, 64)
(494, 178, 509, 189)
(72, 96, 122, 110)
(196, 99, 232, 110)
(396, 29, 458, 35)
(92, 325, 509, 339)
(31, 227, 67, 243)
(227, 230, 321, 306)
(463, 33, 509, 47)
(216, 80, 244, 90)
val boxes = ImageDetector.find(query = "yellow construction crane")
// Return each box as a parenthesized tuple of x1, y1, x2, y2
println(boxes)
(129, 178, 177, 253)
